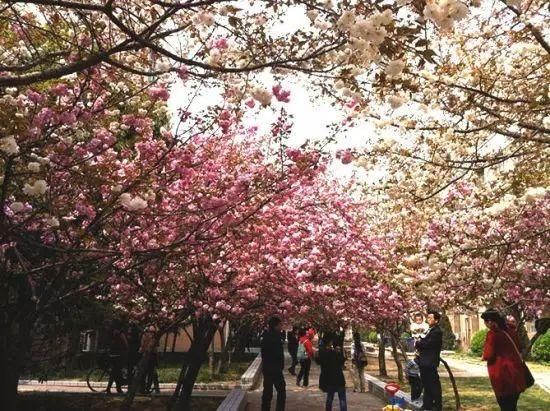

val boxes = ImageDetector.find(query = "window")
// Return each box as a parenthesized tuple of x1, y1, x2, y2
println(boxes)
(80, 330, 97, 352)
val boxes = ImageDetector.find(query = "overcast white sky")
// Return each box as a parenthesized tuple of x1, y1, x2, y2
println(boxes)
(169, 74, 383, 181)
(165, 3, 405, 182)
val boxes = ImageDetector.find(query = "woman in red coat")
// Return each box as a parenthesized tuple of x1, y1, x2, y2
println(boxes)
(481, 309, 527, 411)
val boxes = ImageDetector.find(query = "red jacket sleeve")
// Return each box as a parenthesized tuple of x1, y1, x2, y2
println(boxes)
(304, 339, 315, 358)
(482, 330, 496, 362)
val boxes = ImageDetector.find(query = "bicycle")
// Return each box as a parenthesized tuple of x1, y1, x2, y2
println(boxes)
(86, 353, 154, 394)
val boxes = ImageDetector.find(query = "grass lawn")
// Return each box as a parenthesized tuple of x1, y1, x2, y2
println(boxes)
(446, 351, 550, 373)
(156, 357, 253, 383)
(23, 352, 256, 384)
(369, 354, 549, 411)
(441, 376, 549, 411)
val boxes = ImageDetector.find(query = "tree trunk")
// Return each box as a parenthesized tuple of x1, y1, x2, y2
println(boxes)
(170, 317, 218, 411)
(377, 327, 387, 378)
(234, 324, 251, 355)
(217, 325, 228, 374)
(0, 311, 34, 411)
(0, 357, 20, 411)
(208, 339, 215, 378)
(225, 326, 234, 369)
(168, 354, 190, 411)
(121, 351, 151, 411)
(440, 358, 461, 410)
(389, 334, 404, 383)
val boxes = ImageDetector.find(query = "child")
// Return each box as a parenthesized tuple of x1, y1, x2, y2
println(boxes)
(406, 359, 423, 402)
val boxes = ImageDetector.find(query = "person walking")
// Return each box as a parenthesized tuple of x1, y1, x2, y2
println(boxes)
(318, 334, 347, 411)
(481, 309, 529, 411)
(261, 316, 286, 411)
(296, 328, 315, 387)
(127, 323, 141, 382)
(287, 326, 299, 376)
(415, 310, 443, 411)
(107, 319, 128, 394)
(140, 325, 160, 394)
(351, 332, 367, 393)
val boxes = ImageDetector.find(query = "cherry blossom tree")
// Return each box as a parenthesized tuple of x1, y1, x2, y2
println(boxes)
(348, 0, 549, 316)
(0, 61, 404, 409)
(416, 186, 549, 315)
(1, 1, 548, 409)
(0, 65, 183, 408)
(0, 0, 455, 89)
(103, 126, 408, 408)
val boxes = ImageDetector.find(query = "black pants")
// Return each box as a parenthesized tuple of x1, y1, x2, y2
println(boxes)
(419, 366, 441, 410)
(288, 347, 298, 374)
(107, 354, 124, 393)
(127, 352, 140, 382)
(143, 352, 160, 393)
(297, 358, 311, 387)
(496, 393, 520, 411)
(409, 374, 423, 401)
(262, 371, 286, 411)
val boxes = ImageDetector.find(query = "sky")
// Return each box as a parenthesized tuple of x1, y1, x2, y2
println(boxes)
(168, 73, 384, 181)
(164, 2, 389, 181)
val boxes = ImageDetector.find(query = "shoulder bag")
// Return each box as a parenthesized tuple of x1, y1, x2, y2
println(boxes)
(503, 331, 535, 388)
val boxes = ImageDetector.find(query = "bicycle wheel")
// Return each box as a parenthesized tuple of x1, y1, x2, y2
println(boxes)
(87, 367, 109, 392)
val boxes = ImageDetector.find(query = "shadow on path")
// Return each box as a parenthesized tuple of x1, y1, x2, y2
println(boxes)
(247, 356, 384, 410)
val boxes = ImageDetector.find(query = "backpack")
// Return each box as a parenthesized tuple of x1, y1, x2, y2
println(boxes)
(297, 341, 307, 361)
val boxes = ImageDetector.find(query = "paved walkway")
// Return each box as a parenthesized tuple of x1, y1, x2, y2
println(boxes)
(247, 360, 384, 410)
(443, 356, 550, 392)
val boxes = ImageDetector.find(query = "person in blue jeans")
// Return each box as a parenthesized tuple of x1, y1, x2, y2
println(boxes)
(317, 333, 347, 411)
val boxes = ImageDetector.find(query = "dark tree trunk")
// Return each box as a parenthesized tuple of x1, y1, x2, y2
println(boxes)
(121, 351, 151, 411)
(67, 327, 82, 371)
(507, 305, 531, 357)
(168, 354, 190, 411)
(121, 330, 162, 411)
(0, 316, 33, 411)
(389, 334, 404, 383)
(217, 325, 228, 374)
(440, 358, 461, 410)
(208, 340, 215, 378)
(233, 324, 251, 355)
(225, 325, 234, 370)
(377, 327, 387, 378)
(170, 317, 218, 411)
(0, 357, 20, 411)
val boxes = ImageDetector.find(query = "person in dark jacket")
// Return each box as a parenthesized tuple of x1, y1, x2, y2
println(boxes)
(107, 319, 128, 394)
(127, 323, 141, 382)
(287, 326, 299, 376)
(481, 309, 527, 411)
(261, 316, 286, 411)
(415, 310, 443, 411)
(318, 334, 347, 411)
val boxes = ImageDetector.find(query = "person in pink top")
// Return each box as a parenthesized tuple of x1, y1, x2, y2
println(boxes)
(296, 328, 316, 387)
